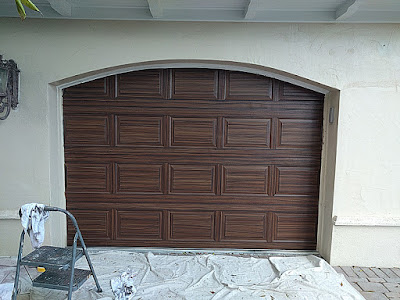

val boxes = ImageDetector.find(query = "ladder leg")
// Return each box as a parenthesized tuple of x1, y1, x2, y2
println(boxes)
(12, 230, 25, 300)
(79, 235, 102, 292)
(68, 233, 78, 300)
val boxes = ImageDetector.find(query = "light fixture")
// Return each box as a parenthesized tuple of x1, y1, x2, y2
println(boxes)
(0, 55, 20, 120)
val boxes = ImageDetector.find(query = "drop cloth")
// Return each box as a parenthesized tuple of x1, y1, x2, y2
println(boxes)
(29, 251, 364, 300)
(0, 282, 13, 300)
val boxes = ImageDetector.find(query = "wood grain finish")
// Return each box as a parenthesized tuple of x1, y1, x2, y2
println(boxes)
(171, 69, 218, 100)
(67, 210, 112, 244)
(222, 166, 270, 195)
(64, 115, 110, 146)
(221, 212, 267, 241)
(271, 212, 317, 243)
(170, 165, 216, 194)
(279, 82, 322, 101)
(116, 164, 163, 194)
(116, 210, 163, 240)
(63, 78, 112, 100)
(117, 70, 163, 99)
(65, 163, 111, 193)
(116, 116, 164, 147)
(169, 211, 215, 241)
(277, 119, 322, 148)
(64, 68, 324, 249)
(224, 118, 271, 148)
(225, 71, 272, 100)
(275, 166, 320, 196)
(171, 117, 217, 147)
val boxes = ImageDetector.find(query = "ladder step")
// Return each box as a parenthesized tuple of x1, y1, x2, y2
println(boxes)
(32, 268, 91, 291)
(21, 246, 84, 269)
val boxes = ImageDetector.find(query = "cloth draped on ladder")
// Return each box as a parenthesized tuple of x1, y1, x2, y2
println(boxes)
(19, 203, 49, 249)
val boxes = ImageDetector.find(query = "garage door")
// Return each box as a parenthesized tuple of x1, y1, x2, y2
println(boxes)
(63, 68, 324, 250)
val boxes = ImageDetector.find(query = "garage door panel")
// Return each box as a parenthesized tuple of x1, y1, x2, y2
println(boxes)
(279, 82, 323, 101)
(277, 119, 322, 148)
(222, 165, 270, 195)
(64, 115, 110, 146)
(116, 163, 163, 194)
(171, 117, 217, 147)
(171, 69, 218, 100)
(170, 165, 217, 194)
(65, 148, 322, 165)
(223, 118, 271, 148)
(271, 212, 317, 243)
(86, 240, 315, 250)
(116, 115, 164, 147)
(65, 163, 111, 193)
(63, 77, 112, 100)
(66, 194, 319, 210)
(64, 102, 323, 121)
(226, 71, 272, 101)
(117, 70, 164, 99)
(275, 166, 320, 196)
(116, 210, 163, 240)
(67, 210, 112, 243)
(169, 211, 215, 241)
(220, 212, 267, 241)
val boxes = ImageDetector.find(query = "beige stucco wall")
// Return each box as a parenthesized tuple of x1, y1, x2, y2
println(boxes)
(0, 19, 399, 267)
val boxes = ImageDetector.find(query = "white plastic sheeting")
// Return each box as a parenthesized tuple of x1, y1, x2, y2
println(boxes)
(0, 282, 13, 300)
(29, 251, 364, 300)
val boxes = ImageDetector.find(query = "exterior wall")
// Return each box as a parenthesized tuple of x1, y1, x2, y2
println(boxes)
(0, 19, 399, 266)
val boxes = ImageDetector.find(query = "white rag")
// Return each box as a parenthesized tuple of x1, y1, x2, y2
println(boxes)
(110, 270, 137, 300)
(20, 203, 49, 249)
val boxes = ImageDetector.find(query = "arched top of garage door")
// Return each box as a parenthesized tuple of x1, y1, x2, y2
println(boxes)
(63, 68, 324, 101)
(54, 60, 332, 96)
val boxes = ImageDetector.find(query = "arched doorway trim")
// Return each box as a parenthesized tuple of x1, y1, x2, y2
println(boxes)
(48, 60, 338, 260)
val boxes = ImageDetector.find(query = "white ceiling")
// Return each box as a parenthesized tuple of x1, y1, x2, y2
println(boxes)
(1, 0, 400, 23)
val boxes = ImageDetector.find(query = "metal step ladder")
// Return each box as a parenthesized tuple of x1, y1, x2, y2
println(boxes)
(12, 206, 102, 300)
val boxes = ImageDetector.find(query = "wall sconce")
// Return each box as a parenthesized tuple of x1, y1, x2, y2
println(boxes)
(0, 55, 20, 120)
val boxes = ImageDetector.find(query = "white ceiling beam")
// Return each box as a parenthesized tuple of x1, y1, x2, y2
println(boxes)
(147, 0, 164, 19)
(335, 0, 361, 21)
(244, 0, 259, 20)
(47, 0, 72, 17)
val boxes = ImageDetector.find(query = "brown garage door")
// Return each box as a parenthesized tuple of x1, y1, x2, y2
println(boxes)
(63, 68, 324, 250)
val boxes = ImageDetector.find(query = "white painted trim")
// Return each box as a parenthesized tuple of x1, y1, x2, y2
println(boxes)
(0, 210, 19, 220)
(50, 60, 335, 248)
(333, 216, 400, 227)
(47, 84, 67, 247)
(46, 84, 67, 247)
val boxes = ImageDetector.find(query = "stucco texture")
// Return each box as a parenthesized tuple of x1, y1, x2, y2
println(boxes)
(0, 19, 399, 267)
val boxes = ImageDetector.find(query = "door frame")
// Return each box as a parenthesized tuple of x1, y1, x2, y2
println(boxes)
(48, 60, 339, 261)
